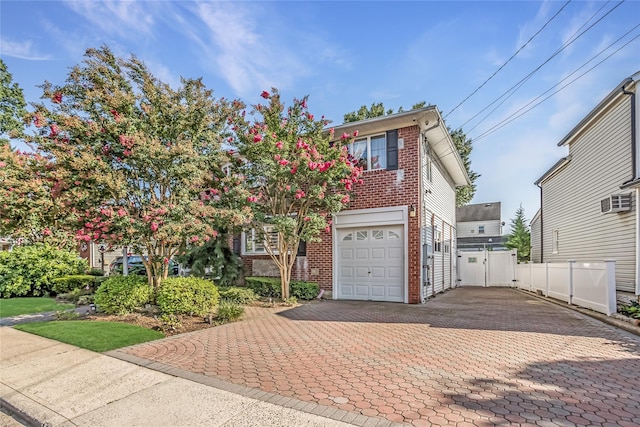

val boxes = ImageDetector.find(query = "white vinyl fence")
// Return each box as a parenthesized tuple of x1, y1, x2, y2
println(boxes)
(457, 250, 517, 287)
(514, 260, 617, 316)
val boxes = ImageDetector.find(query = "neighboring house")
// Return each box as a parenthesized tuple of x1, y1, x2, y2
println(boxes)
(530, 209, 541, 263)
(241, 106, 470, 303)
(456, 202, 506, 251)
(532, 71, 640, 295)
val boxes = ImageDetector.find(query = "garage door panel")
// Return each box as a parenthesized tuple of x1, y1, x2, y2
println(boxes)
(356, 267, 369, 278)
(355, 248, 369, 259)
(341, 249, 353, 260)
(371, 285, 386, 297)
(341, 267, 354, 278)
(371, 266, 385, 278)
(387, 287, 403, 298)
(355, 285, 370, 297)
(388, 267, 402, 279)
(337, 224, 404, 302)
(389, 248, 402, 259)
(371, 248, 385, 259)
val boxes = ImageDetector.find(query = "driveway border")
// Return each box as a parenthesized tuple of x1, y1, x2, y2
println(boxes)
(106, 350, 408, 427)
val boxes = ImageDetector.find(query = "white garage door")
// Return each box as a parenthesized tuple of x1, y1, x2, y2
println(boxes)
(337, 226, 404, 302)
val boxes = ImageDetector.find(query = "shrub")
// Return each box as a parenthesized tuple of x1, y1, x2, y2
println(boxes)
(290, 281, 320, 300)
(0, 244, 88, 298)
(87, 268, 106, 277)
(52, 275, 100, 295)
(216, 300, 244, 322)
(94, 276, 152, 315)
(245, 277, 320, 300)
(618, 300, 640, 319)
(55, 310, 80, 320)
(219, 287, 258, 304)
(244, 277, 281, 298)
(157, 277, 220, 318)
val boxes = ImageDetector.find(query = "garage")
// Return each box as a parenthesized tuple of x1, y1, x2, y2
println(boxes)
(336, 225, 405, 302)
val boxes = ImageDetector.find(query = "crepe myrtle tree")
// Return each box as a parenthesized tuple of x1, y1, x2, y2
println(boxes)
(233, 89, 363, 299)
(24, 46, 252, 292)
(0, 144, 79, 250)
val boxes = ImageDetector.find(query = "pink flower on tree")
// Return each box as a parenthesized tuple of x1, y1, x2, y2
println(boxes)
(353, 130, 359, 137)
(261, 91, 270, 99)
(52, 92, 62, 104)
(279, 159, 290, 166)
(254, 134, 263, 143)
(290, 165, 297, 174)
(150, 222, 159, 232)
(247, 196, 258, 203)
(340, 132, 349, 140)
(190, 236, 199, 243)
(42, 228, 52, 236)
(295, 189, 305, 199)
(275, 141, 284, 149)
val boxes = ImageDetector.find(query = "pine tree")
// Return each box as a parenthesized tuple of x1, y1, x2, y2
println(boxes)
(505, 204, 530, 262)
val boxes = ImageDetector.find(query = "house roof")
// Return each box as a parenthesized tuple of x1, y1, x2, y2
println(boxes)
(534, 155, 572, 186)
(456, 202, 501, 222)
(557, 71, 640, 147)
(330, 106, 470, 187)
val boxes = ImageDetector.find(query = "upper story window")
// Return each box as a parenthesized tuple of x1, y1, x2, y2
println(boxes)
(349, 134, 386, 171)
(478, 225, 485, 234)
(434, 227, 442, 253)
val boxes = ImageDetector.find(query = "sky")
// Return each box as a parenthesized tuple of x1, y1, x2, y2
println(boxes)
(1, 0, 639, 232)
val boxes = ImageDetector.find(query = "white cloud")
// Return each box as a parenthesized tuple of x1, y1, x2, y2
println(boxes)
(0, 38, 50, 60)
(187, 2, 309, 97)
(63, 0, 156, 38)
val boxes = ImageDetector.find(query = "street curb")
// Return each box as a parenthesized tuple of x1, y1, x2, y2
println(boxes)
(0, 397, 40, 427)
(514, 288, 640, 337)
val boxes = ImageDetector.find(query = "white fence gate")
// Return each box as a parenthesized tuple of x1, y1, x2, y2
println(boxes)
(457, 250, 517, 287)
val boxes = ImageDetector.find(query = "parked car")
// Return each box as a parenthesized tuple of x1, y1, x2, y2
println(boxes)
(108, 255, 179, 276)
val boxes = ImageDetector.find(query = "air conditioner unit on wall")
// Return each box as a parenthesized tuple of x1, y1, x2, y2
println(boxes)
(601, 193, 632, 213)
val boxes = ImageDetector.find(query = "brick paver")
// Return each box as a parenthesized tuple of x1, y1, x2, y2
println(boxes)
(119, 288, 640, 426)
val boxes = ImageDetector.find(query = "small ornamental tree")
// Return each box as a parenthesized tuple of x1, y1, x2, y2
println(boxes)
(24, 46, 251, 292)
(505, 204, 531, 263)
(233, 89, 362, 299)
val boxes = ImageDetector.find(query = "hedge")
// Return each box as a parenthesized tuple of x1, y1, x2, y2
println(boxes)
(244, 277, 320, 300)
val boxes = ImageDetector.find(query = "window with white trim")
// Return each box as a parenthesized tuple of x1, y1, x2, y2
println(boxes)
(434, 227, 442, 253)
(243, 228, 279, 254)
(349, 134, 386, 171)
(478, 225, 485, 234)
(552, 229, 559, 254)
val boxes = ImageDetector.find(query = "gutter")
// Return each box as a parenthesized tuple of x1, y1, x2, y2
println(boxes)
(536, 182, 543, 262)
(621, 80, 638, 188)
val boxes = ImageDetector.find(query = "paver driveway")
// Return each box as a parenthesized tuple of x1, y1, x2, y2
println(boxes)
(116, 288, 640, 426)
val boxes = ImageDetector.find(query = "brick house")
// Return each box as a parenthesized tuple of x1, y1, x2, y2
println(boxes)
(241, 107, 470, 303)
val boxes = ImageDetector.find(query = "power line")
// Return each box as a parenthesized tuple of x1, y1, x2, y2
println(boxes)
(472, 29, 640, 142)
(458, 0, 626, 133)
(444, 0, 572, 119)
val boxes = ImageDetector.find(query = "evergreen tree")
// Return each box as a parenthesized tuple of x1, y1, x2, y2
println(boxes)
(505, 204, 530, 262)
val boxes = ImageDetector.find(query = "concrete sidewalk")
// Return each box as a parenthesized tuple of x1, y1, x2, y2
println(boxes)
(0, 327, 359, 427)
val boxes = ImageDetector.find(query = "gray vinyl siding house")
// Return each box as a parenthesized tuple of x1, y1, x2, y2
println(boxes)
(530, 209, 541, 263)
(533, 71, 640, 294)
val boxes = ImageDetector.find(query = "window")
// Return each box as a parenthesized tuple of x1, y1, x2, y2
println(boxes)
(434, 227, 442, 253)
(478, 225, 485, 234)
(243, 228, 279, 254)
(423, 140, 432, 182)
(444, 241, 450, 254)
(552, 229, 559, 254)
(349, 134, 386, 171)
(468, 257, 477, 263)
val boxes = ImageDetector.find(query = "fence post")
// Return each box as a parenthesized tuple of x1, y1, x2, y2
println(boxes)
(567, 260, 575, 305)
(545, 261, 549, 297)
(604, 259, 616, 316)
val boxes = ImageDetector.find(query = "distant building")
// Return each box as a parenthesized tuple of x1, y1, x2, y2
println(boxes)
(456, 202, 506, 251)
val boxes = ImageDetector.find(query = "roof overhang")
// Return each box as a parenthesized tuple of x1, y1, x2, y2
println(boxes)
(557, 72, 640, 147)
(330, 107, 470, 186)
(534, 155, 572, 186)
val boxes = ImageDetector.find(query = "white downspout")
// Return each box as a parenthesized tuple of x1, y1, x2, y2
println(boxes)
(636, 188, 640, 296)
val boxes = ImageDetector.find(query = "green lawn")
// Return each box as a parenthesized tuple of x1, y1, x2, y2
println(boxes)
(0, 297, 74, 318)
(14, 321, 165, 352)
